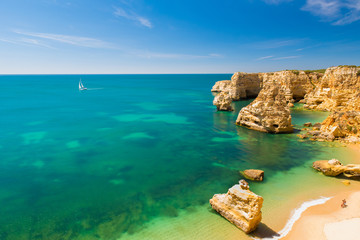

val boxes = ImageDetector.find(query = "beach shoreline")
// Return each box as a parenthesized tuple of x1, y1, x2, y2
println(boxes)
(281, 144, 360, 240)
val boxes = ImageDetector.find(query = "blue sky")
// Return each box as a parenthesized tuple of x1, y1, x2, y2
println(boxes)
(0, 0, 359, 74)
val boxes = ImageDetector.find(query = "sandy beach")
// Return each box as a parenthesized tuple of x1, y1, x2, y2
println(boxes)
(283, 144, 360, 240)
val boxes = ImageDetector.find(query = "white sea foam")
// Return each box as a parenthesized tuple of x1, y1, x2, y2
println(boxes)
(253, 196, 332, 240)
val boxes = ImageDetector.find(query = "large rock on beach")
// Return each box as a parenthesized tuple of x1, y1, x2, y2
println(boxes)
(313, 159, 360, 177)
(210, 180, 263, 233)
(312, 159, 345, 176)
(236, 83, 293, 133)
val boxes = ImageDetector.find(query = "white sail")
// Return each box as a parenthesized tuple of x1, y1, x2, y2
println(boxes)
(79, 79, 87, 90)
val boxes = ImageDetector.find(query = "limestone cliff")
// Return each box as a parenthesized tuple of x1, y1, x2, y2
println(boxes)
(303, 66, 360, 142)
(308, 111, 360, 142)
(236, 83, 293, 133)
(303, 66, 360, 111)
(213, 92, 233, 111)
(209, 180, 263, 233)
(211, 80, 231, 93)
(211, 66, 360, 141)
(228, 72, 263, 100)
(262, 71, 320, 102)
(212, 73, 262, 111)
(212, 70, 322, 111)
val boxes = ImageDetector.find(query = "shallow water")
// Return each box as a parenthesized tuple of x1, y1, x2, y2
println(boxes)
(0, 74, 350, 240)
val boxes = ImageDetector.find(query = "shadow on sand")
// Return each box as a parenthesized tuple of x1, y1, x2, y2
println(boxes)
(250, 222, 280, 239)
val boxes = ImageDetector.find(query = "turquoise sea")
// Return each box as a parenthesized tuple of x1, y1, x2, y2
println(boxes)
(0, 74, 352, 240)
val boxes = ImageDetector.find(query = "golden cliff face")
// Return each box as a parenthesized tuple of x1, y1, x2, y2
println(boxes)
(303, 66, 360, 142)
(212, 70, 322, 111)
(261, 71, 320, 102)
(236, 82, 294, 133)
(304, 66, 360, 111)
(228, 72, 263, 100)
(211, 66, 360, 141)
(211, 80, 231, 93)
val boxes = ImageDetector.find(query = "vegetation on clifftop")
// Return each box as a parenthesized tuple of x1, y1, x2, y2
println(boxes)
(303, 69, 326, 74)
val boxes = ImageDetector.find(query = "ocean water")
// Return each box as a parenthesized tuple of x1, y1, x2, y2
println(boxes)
(0, 74, 351, 240)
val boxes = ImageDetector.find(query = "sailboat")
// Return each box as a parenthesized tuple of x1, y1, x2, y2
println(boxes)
(79, 79, 87, 91)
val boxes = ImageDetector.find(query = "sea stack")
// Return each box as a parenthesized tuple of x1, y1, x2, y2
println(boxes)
(236, 83, 293, 133)
(209, 180, 263, 233)
(213, 92, 234, 111)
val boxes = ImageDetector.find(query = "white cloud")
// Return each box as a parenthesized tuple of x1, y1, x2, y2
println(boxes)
(247, 39, 305, 49)
(256, 55, 274, 60)
(19, 38, 54, 48)
(263, 0, 292, 5)
(272, 56, 300, 60)
(13, 30, 114, 48)
(114, 7, 152, 28)
(136, 51, 222, 59)
(302, 0, 360, 25)
(0, 37, 53, 48)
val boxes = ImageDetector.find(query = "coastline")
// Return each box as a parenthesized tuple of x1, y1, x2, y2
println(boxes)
(282, 144, 360, 240)
(118, 142, 360, 240)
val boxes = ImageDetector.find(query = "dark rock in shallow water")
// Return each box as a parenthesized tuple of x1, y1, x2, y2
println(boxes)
(304, 122, 312, 127)
(240, 169, 264, 181)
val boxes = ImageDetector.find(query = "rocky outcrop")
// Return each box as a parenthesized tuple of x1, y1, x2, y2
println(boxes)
(228, 72, 263, 100)
(213, 92, 233, 111)
(212, 73, 262, 111)
(211, 70, 322, 112)
(209, 180, 263, 233)
(236, 83, 293, 133)
(261, 71, 320, 102)
(303, 66, 360, 111)
(300, 66, 360, 142)
(313, 159, 360, 178)
(240, 169, 264, 181)
(212, 66, 360, 141)
(304, 122, 312, 127)
(315, 111, 360, 142)
(211, 80, 231, 93)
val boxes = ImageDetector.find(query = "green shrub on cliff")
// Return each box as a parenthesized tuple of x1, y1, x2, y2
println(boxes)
(338, 65, 358, 68)
(304, 69, 326, 74)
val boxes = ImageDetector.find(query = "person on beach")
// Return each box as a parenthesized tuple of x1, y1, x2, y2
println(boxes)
(341, 199, 347, 208)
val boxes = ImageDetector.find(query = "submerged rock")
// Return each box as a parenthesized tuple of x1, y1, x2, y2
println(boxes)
(241, 169, 264, 181)
(297, 134, 308, 139)
(342, 180, 351, 186)
(236, 83, 293, 133)
(209, 180, 263, 233)
(304, 122, 312, 127)
(313, 159, 360, 177)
